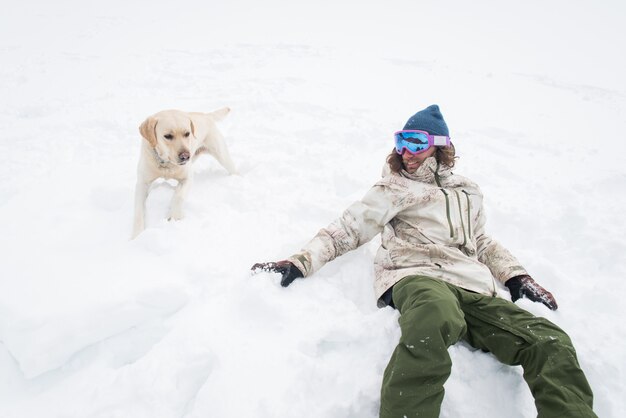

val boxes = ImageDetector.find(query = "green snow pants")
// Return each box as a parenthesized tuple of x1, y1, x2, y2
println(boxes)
(379, 276, 596, 418)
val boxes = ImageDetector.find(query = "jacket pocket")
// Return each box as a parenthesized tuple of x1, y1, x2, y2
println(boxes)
(453, 190, 468, 247)
(438, 188, 455, 239)
(388, 243, 442, 269)
(461, 190, 472, 240)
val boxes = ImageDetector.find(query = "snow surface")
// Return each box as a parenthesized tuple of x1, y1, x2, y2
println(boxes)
(1, 1, 625, 417)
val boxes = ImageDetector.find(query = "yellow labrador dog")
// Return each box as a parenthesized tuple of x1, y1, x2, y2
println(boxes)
(132, 107, 237, 238)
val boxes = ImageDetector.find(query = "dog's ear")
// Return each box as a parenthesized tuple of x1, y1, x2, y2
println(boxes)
(208, 107, 231, 122)
(189, 119, 196, 138)
(139, 116, 158, 147)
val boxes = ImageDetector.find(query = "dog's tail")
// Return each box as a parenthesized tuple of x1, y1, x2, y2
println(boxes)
(209, 107, 231, 122)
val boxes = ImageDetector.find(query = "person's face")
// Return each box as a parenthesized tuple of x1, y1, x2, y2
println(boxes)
(401, 146, 436, 173)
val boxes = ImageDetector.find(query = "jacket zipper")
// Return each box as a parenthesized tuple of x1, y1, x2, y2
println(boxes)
(432, 163, 454, 239)
(433, 169, 496, 297)
(440, 189, 454, 238)
(454, 190, 467, 247)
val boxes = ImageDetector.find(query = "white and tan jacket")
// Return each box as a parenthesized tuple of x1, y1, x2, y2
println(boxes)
(287, 156, 528, 307)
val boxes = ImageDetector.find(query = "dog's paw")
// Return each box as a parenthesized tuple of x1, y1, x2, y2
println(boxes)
(167, 211, 184, 221)
(131, 221, 145, 239)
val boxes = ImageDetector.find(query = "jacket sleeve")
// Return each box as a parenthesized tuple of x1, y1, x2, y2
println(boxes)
(288, 182, 403, 277)
(473, 206, 528, 284)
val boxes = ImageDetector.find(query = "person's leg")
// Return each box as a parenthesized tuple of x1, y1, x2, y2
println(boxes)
(457, 289, 596, 418)
(380, 276, 467, 418)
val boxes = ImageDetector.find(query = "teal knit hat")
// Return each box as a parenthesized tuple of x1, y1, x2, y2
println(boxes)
(403, 105, 449, 136)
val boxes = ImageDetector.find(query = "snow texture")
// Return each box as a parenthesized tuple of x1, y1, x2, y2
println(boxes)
(1, 0, 625, 417)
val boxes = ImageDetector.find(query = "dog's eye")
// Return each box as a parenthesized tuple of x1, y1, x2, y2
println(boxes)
(164, 134, 174, 140)
(184, 132, 190, 137)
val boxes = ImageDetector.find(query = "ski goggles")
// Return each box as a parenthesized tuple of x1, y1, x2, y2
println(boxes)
(394, 130, 451, 155)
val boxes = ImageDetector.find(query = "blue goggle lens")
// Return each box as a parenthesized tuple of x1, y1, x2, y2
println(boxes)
(394, 132, 430, 154)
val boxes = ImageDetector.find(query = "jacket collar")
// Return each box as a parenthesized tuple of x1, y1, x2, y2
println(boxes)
(400, 156, 451, 184)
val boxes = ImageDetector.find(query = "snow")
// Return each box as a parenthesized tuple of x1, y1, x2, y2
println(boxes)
(1, 0, 625, 417)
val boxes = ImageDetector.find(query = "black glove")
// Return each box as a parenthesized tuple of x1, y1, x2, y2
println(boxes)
(251, 260, 304, 287)
(505, 275, 558, 311)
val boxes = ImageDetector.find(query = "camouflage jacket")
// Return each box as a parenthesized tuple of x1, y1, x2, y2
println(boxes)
(288, 156, 528, 307)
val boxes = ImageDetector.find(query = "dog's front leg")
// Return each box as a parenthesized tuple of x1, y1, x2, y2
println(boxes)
(169, 176, 192, 221)
(132, 179, 151, 239)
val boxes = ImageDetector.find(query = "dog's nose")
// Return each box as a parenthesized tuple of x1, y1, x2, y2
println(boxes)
(179, 151, 190, 163)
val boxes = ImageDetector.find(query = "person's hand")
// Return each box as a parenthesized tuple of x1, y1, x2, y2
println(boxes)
(251, 260, 304, 287)
(505, 275, 558, 310)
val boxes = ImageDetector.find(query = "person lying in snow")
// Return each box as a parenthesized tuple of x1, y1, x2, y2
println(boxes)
(252, 104, 596, 418)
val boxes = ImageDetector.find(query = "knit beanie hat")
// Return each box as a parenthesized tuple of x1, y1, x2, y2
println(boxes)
(403, 104, 449, 136)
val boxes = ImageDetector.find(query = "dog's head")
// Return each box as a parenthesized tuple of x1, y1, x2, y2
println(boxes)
(139, 110, 197, 166)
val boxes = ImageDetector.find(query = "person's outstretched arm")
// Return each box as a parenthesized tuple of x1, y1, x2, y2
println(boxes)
(252, 180, 405, 286)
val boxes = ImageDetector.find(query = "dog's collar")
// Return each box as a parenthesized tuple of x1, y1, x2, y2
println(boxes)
(152, 148, 170, 167)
